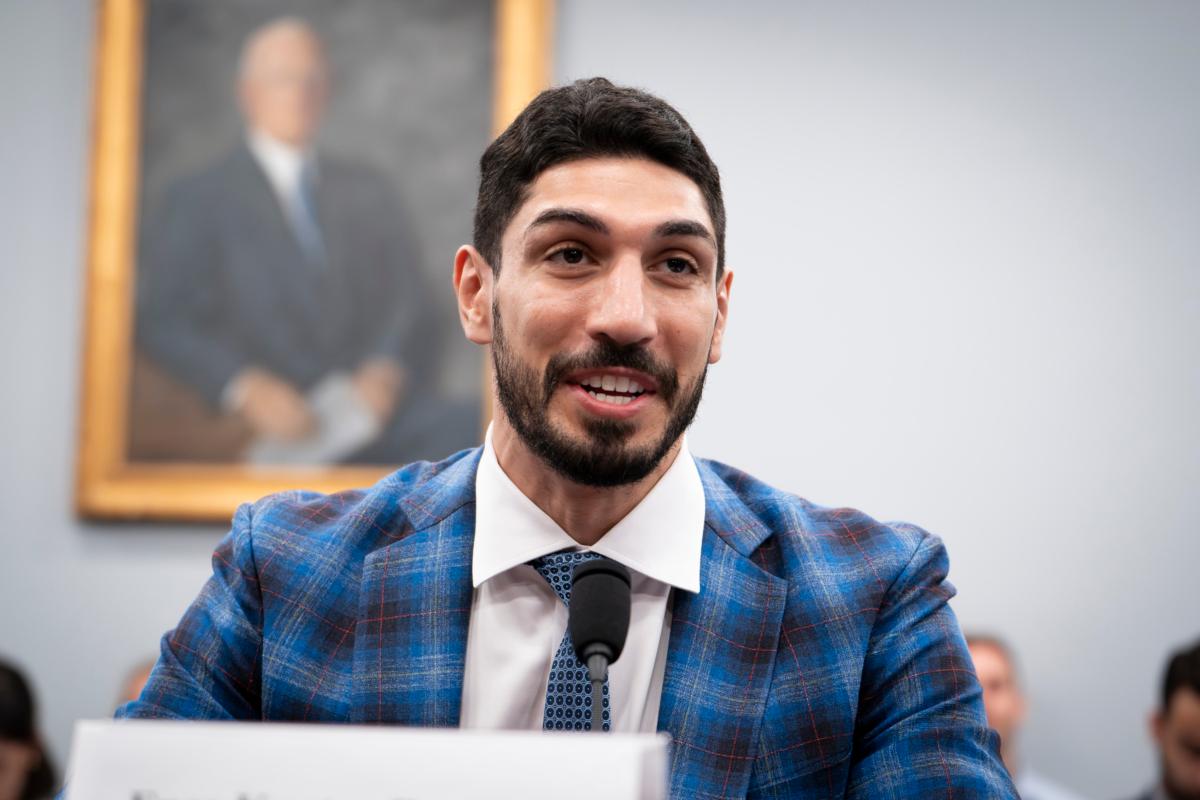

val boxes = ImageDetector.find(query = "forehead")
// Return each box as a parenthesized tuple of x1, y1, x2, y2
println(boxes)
(245, 28, 325, 75)
(1166, 685, 1200, 724)
(506, 156, 714, 241)
(968, 643, 1014, 680)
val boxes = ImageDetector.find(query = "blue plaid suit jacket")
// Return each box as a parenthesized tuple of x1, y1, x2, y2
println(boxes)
(121, 448, 1016, 798)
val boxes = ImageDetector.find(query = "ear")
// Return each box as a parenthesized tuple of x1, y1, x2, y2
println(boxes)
(1150, 708, 1166, 746)
(707, 268, 734, 364)
(454, 245, 494, 345)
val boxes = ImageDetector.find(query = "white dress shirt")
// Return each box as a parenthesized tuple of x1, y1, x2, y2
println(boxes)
(459, 426, 705, 733)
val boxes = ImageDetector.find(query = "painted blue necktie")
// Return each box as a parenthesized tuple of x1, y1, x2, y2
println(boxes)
(530, 550, 611, 731)
(292, 160, 327, 267)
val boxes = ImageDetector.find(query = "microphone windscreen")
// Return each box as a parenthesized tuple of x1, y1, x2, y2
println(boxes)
(569, 557, 632, 664)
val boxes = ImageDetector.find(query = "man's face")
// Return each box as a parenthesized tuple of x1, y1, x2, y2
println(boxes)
(485, 156, 730, 486)
(968, 643, 1026, 749)
(239, 27, 329, 147)
(1154, 687, 1200, 800)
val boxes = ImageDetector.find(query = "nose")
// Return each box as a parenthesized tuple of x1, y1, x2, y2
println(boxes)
(584, 255, 657, 347)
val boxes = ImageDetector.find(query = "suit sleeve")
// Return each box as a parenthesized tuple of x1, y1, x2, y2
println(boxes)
(117, 503, 262, 720)
(845, 528, 1018, 798)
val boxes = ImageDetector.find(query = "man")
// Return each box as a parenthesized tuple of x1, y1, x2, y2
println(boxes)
(122, 78, 1015, 797)
(136, 17, 464, 463)
(1125, 639, 1200, 800)
(966, 634, 1087, 800)
(0, 660, 56, 800)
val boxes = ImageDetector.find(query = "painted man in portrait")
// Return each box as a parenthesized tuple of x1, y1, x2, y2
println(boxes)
(134, 17, 468, 464)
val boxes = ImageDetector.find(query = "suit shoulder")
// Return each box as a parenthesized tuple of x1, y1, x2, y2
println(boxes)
(697, 457, 934, 578)
(154, 147, 256, 210)
(240, 448, 479, 570)
(317, 152, 395, 195)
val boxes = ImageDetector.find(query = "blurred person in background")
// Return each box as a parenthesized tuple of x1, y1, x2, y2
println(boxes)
(967, 634, 1088, 800)
(135, 16, 466, 465)
(1124, 639, 1200, 800)
(0, 660, 55, 800)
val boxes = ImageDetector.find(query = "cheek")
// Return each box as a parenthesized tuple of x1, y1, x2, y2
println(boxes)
(515, 293, 583, 347)
(1166, 738, 1200, 767)
(661, 307, 718, 366)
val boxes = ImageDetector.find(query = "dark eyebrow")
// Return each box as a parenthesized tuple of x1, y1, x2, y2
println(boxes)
(526, 209, 715, 251)
(653, 219, 715, 245)
(527, 208, 609, 235)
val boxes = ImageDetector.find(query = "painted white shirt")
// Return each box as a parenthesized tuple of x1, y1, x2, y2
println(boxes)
(459, 426, 705, 732)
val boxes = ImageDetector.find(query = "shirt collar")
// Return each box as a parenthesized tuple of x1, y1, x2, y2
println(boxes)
(472, 425, 704, 593)
(246, 128, 313, 196)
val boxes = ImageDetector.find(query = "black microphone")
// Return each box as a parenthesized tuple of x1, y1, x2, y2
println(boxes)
(569, 557, 631, 732)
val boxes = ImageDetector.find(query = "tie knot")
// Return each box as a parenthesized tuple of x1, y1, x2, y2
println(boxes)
(529, 549, 604, 606)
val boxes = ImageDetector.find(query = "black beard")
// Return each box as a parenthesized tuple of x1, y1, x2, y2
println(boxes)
(491, 304, 707, 487)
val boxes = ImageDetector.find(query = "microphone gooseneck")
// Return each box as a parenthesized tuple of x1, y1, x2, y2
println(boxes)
(568, 557, 632, 732)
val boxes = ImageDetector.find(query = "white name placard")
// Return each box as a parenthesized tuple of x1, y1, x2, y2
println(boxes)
(64, 720, 669, 800)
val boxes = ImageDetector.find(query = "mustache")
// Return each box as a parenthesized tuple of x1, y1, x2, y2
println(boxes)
(543, 340, 679, 404)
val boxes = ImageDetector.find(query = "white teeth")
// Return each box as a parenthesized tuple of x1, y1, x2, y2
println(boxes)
(580, 374, 647, 399)
(586, 389, 632, 406)
(580, 374, 646, 394)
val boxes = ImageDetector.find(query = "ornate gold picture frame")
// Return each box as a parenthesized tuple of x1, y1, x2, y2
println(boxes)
(76, 0, 553, 521)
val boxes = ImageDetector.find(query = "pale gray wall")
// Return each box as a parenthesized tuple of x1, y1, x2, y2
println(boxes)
(2, 2, 1198, 798)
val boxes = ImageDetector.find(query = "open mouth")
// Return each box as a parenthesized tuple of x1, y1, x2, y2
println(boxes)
(573, 373, 650, 407)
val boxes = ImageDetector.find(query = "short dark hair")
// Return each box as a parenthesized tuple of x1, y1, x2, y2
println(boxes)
(1161, 638, 1200, 711)
(473, 77, 726, 276)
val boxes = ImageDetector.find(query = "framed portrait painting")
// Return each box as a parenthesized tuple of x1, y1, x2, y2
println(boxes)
(76, 0, 553, 520)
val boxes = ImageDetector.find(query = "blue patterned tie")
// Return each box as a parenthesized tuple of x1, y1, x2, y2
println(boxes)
(530, 550, 611, 731)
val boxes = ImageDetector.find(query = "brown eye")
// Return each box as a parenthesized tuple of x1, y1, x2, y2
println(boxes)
(562, 248, 585, 264)
(665, 257, 694, 274)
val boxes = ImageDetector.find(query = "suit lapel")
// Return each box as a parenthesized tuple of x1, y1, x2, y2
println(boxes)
(351, 453, 480, 726)
(230, 146, 330, 338)
(658, 463, 787, 799)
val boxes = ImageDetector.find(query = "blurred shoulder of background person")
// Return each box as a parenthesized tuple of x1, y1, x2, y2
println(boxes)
(967, 633, 1090, 800)
(116, 659, 156, 709)
(0, 660, 56, 800)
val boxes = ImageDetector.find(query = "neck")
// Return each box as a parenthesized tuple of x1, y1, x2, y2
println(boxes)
(490, 412, 681, 546)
